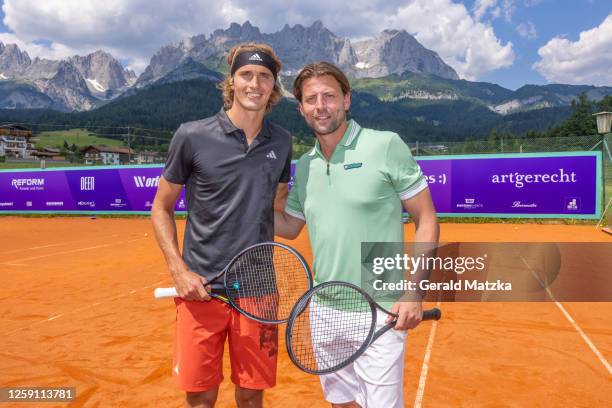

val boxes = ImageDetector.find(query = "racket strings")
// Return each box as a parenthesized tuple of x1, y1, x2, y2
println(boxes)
(289, 285, 375, 373)
(225, 245, 311, 321)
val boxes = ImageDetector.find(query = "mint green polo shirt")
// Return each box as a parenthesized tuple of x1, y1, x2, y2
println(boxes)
(286, 119, 428, 289)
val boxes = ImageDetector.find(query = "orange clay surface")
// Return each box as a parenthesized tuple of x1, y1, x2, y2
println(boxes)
(0, 217, 610, 407)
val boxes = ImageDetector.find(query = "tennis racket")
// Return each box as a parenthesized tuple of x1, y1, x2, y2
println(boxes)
(285, 281, 441, 375)
(154, 242, 313, 324)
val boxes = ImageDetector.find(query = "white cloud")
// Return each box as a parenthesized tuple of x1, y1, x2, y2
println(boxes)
(502, 0, 516, 21)
(503, 0, 543, 22)
(0, 32, 78, 61)
(1, 0, 243, 73)
(1, 0, 514, 80)
(516, 21, 537, 39)
(473, 0, 498, 21)
(386, 0, 514, 80)
(491, 7, 501, 19)
(533, 14, 612, 86)
(235, 0, 514, 80)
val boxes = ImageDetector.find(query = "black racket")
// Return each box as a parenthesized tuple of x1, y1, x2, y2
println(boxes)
(154, 242, 313, 324)
(285, 281, 441, 375)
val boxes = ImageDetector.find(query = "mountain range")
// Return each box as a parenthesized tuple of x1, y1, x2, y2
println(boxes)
(0, 44, 136, 111)
(0, 21, 609, 137)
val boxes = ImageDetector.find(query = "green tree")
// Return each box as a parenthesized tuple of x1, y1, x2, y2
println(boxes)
(550, 92, 597, 137)
(597, 95, 612, 112)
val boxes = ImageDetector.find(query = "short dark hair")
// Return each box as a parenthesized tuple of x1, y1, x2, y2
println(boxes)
(292, 62, 351, 102)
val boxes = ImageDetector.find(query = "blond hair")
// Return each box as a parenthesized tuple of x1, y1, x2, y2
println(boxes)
(218, 43, 283, 112)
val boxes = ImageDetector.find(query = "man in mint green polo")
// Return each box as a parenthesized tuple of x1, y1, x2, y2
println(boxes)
(274, 62, 439, 408)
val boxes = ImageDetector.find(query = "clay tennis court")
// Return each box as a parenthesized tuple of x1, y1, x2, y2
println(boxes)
(1, 217, 610, 407)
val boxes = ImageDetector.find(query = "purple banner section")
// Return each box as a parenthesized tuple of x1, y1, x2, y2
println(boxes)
(0, 152, 601, 217)
(289, 152, 600, 218)
(416, 153, 599, 216)
(0, 166, 186, 212)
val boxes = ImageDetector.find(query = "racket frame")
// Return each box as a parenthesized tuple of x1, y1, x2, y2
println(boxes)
(219, 242, 313, 323)
(285, 280, 441, 375)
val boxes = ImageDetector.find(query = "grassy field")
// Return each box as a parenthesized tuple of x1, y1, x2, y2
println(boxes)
(35, 128, 124, 149)
(0, 161, 87, 170)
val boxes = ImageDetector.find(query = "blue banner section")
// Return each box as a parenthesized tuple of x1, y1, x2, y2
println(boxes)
(0, 152, 602, 218)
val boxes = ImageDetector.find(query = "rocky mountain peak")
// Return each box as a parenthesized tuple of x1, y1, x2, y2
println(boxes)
(137, 21, 458, 83)
(311, 20, 324, 30)
(0, 21, 462, 111)
(352, 29, 459, 79)
(212, 20, 262, 41)
(68, 50, 136, 97)
(381, 29, 402, 37)
(0, 41, 135, 110)
(0, 42, 32, 77)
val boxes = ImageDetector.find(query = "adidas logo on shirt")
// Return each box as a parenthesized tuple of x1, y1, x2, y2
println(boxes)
(266, 150, 277, 160)
(249, 53, 263, 62)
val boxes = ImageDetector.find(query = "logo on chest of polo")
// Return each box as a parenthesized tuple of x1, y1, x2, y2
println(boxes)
(343, 162, 363, 170)
(266, 150, 277, 160)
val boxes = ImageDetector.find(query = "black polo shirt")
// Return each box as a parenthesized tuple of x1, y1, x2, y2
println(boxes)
(163, 109, 292, 287)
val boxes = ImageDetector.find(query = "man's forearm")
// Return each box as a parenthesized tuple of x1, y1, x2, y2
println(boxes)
(414, 214, 439, 244)
(406, 215, 440, 301)
(274, 210, 304, 239)
(151, 208, 185, 274)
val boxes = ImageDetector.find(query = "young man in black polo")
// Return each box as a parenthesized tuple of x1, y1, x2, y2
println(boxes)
(151, 43, 292, 408)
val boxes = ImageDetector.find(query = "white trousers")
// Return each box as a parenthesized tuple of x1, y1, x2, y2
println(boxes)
(311, 302, 408, 407)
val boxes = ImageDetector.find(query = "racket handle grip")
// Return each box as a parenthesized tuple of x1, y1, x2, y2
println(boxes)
(154, 287, 178, 299)
(423, 307, 441, 321)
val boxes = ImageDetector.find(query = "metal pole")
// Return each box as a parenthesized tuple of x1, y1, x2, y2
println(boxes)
(596, 198, 612, 229)
(603, 135, 612, 162)
(127, 126, 131, 164)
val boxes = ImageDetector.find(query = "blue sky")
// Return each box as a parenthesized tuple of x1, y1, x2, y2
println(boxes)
(468, 0, 612, 88)
(0, 0, 609, 90)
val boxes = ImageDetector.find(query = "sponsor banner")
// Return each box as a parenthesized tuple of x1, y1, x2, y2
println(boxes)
(289, 152, 600, 218)
(0, 166, 186, 213)
(0, 152, 600, 217)
(1, 171, 76, 211)
(416, 152, 600, 217)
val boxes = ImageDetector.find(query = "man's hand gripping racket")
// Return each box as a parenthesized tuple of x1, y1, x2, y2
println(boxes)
(285, 281, 441, 375)
(154, 242, 313, 324)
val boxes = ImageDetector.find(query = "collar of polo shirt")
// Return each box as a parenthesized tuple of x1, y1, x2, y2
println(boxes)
(309, 119, 362, 157)
(216, 108, 272, 139)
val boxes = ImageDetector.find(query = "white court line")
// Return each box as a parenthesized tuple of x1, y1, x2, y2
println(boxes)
(0, 234, 121, 256)
(414, 299, 441, 408)
(521, 256, 612, 376)
(553, 301, 612, 375)
(5, 280, 165, 336)
(3, 237, 149, 264)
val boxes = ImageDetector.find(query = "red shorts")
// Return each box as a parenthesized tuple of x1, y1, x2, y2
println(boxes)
(172, 297, 278, 392)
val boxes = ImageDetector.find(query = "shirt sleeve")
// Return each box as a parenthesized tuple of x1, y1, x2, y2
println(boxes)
(279, 143, 292, 183)
(385, 133, 428, 200)
(285, 164, 305, 221)
(162, 125, 192, 185)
